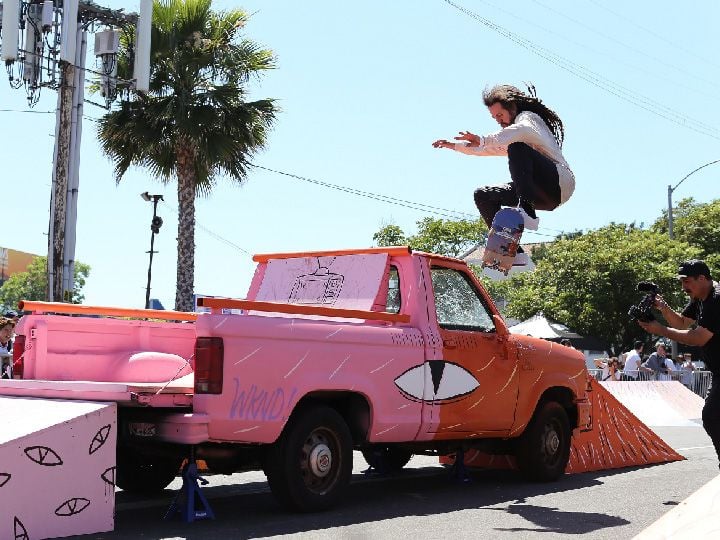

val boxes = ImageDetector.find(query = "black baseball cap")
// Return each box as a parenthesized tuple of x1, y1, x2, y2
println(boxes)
(677, 259, 712, 279)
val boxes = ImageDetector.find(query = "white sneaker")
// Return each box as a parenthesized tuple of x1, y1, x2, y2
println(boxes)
(513, 252, 530, 266)
(517, 208, 540, 231)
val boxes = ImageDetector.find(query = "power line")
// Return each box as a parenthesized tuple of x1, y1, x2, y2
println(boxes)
(531, 0, 720, 92)
(0, 109, 54, 114)
(251, 164, 561, 238)
(252, 164, 476, 220)
(473, 0, 720, 105)
(159, 201, 253, 256)
(585, 0, 720, 71)
(442, 0, 720, 141)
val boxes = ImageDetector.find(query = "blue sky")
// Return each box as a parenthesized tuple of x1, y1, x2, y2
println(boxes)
(2, 0, 719, 309)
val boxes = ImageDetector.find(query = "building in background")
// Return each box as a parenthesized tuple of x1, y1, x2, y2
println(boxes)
(0, 247, 38, 287)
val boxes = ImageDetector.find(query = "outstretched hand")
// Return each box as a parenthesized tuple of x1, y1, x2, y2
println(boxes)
(454, 131, 481, 146)
(432, 139, 454, 149)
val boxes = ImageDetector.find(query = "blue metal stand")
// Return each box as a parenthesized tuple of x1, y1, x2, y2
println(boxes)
(164, 461, 215, 523)
(451, 448, 471, 483)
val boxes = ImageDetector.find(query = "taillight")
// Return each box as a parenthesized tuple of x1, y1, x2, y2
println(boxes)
(194, 337, 223, 394)
(12, 335, 25, 379)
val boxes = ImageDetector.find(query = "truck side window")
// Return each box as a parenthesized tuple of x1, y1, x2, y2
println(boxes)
(386, 266, 401, 314)
(430, 267, 494, 331)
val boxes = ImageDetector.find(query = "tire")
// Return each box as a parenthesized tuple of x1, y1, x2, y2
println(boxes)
(116, 447, 182, 494)
(265, 405, 353, 512)
(515, 401, 571, 482)
(361, 446, 413, 473)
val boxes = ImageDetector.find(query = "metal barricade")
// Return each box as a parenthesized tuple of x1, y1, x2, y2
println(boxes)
(586, 367, 713, 398)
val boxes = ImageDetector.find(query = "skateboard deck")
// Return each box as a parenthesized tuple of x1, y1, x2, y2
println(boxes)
(482, 207, 524, 274)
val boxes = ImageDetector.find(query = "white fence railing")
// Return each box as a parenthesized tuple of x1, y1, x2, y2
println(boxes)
(588, 368, 712, 398)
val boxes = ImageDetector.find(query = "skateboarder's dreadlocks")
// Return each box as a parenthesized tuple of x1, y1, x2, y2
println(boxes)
(482, 84, 564, 148)
(432, 83, 575, 255)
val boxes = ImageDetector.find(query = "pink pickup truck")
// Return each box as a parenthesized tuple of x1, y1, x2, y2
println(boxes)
(2, 246, 591, 511)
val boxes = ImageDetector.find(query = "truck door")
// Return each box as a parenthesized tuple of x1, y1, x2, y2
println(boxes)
(426, 265, 519, 435)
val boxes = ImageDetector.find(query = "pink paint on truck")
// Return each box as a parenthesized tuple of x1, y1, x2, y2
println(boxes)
(1, 246, 592, 512)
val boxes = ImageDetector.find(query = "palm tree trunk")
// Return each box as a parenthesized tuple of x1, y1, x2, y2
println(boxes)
(175, 141, 197, 312)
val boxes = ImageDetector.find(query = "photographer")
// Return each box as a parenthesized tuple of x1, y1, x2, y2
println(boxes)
(637, 260, 720, 467)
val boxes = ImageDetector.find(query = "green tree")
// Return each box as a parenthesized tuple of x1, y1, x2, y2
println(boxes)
(98, 0, 278, 311)
(372, 224, 407, 247)
(0, 257, 90, 309)
(651, 197, 720, 271)
(374, 217, 486, 258)
(500, 224, 699, 355)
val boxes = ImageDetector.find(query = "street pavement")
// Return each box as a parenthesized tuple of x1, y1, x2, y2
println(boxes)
(72, 425, 718, 540)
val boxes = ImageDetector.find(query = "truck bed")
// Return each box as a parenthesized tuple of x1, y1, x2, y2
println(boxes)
(0, 373, 194, 406)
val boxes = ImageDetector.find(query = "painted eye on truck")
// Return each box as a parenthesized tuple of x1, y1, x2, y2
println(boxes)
(394, 361, 479, 403)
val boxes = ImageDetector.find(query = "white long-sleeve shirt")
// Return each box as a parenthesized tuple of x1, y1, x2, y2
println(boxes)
(452, 111, 575, 205)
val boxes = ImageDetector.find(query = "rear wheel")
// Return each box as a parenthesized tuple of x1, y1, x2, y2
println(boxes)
(116, 447, 182, 494)
(361, 446, 413, 473)
(515, 401, 571, 482)
(265, 405, 353, 512)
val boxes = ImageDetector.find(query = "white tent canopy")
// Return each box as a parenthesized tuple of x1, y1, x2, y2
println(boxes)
(508, 313, 583, 340)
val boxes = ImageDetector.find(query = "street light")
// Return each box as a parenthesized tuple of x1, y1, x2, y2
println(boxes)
(667, 159, 720, 239)
(665, 159, 720, 359)
(140, 192, 164, 309)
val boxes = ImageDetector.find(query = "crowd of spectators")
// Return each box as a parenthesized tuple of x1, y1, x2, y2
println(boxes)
(593, 340, 701, 390)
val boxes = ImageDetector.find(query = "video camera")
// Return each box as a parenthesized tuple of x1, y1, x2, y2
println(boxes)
(628, 281, 660, 322)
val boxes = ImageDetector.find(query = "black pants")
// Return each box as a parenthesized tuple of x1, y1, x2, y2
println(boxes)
(473, 142, 561, 228)
(702, 374, 720, 464)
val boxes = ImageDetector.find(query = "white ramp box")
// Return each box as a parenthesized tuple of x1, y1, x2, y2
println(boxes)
(0, 397, 117, 539)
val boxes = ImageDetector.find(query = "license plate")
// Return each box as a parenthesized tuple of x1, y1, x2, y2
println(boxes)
(129, 422, 157, 437)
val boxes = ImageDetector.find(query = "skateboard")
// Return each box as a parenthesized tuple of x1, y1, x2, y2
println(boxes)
(482, 207, 524, 274)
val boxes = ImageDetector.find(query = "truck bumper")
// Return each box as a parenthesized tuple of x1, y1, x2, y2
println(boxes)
(576, 398, 592, 432)
(133, 413, 210, 445)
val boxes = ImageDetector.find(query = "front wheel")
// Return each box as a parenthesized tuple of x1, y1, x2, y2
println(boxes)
(362, 446, 413, 473)
(514, 401, 571, 482)
(265, 405, 353, 512)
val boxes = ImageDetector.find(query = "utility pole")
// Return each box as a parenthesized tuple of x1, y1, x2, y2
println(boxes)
(50, 59, 76, 301)
(1, 0, 150, 303)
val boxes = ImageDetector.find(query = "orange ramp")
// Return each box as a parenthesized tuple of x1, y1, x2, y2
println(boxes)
(454, 378, 683, 474)
(567, 378, 683, 473)
(599, 380, 703, 427)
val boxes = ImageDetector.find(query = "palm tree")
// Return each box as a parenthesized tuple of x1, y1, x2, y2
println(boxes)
(98, 0, 277, 311)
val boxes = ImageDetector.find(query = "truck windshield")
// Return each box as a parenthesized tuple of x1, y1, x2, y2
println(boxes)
(430, 267, 495, 331)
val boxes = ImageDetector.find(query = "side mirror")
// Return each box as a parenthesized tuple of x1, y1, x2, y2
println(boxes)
(493, 314, 509, 338)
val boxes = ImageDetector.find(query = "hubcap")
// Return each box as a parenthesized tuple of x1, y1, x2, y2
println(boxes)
(309, 443, 332, 477)
(545, 429, 560, 456)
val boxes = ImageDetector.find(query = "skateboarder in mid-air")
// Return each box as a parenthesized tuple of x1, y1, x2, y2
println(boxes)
(432, 84, 575, 263)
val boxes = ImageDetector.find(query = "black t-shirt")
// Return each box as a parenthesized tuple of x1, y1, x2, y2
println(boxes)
(682, 283, 720, 374)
